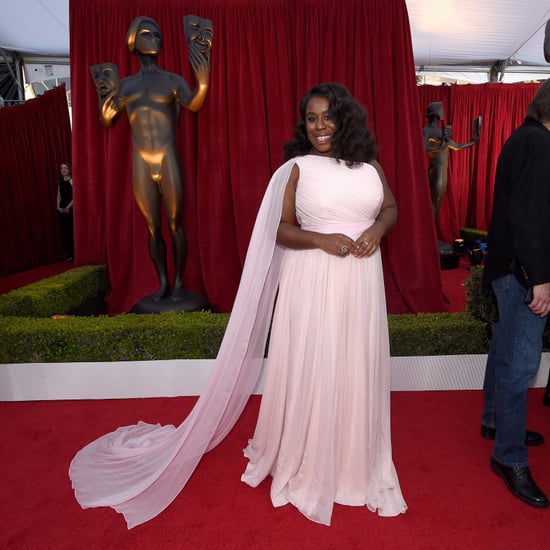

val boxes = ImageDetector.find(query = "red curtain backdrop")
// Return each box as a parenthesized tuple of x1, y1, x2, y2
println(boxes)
(0, 86, 71, 276)
(417, 83, 540, 244)
(70, 0, 444, 315)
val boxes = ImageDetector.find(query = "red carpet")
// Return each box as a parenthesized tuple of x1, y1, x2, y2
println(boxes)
(2, 390, 549, 549)
(441, 256, 471, 313)
(3, 258, 538, 549)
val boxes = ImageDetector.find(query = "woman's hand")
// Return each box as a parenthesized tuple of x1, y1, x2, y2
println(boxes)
(352, 224, 385, 258)
(317, 233, 356, 257)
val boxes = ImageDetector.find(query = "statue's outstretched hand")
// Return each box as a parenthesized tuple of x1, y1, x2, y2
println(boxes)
(100, 95, 121, 125)
(188, 43, 210, 86)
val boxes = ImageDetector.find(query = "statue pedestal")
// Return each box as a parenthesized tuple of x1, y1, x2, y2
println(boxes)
(132, 289, 212, 314)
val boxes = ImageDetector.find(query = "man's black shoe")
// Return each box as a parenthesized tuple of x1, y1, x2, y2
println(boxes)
(480, 425, 544, 446)
(490, 457, 549, 507)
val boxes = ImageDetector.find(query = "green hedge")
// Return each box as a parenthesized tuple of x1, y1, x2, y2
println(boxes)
(0, 264, 489, 363)
(459, 227, 488, 247)
(388, 312, 485, 356)
(0, 310, 486, 363)
(0, 265, 108, 317)
(0, 311, 229, 363)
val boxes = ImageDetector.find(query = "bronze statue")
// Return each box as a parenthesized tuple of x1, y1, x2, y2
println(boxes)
(423, 101, 482, 220)
(90, 16, 213, 311)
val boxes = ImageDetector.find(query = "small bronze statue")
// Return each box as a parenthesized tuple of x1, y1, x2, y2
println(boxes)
(90, 16, 213, 312)
(423, 101, 482, 220)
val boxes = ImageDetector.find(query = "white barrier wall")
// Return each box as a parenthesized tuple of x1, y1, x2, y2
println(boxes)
(1, 354, 549, 401)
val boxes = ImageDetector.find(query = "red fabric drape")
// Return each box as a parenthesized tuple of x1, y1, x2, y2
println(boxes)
(417, 83, 540, 243)
(70, 0, 444, 315)
(0, 86, 72, 276)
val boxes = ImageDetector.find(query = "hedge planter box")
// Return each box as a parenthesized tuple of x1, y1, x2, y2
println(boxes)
(0, 265, 488, 364)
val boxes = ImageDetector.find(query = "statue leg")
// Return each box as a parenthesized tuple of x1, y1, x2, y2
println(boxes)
(429, 187, 439, 219)
(132, 155, 170, 299)
(433, 174, 448, 222)
(428, 163, 448, 221)
(161, 153, 187, 298)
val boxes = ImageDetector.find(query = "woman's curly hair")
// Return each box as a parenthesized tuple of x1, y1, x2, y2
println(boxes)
(283, 83, 377, 166)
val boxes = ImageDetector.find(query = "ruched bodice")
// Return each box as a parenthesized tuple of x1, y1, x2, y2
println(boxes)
(295, 155, 383, 234)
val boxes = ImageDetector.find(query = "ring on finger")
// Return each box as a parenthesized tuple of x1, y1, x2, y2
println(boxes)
(340, 246, 348, 254)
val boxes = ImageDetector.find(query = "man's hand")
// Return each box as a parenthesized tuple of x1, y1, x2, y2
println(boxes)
(529, 282, 550, 317)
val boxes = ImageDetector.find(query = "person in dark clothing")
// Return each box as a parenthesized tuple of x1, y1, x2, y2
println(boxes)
(480, 79, 550, 508)
(541, 23, 550, 407)
(57, 162, 74, 261)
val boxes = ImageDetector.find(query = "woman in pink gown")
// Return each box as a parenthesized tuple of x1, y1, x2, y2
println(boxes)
(241, 83, 406, 524)
(69, 83, 405, 528)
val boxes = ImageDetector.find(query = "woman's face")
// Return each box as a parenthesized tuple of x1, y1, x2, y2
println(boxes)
(305, 96, 336, 157)
(60, 164, 71, 177)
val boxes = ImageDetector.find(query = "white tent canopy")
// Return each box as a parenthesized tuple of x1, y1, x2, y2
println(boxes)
(1, 0, 549, 84)
(0, 0, 69, 57)
(408, 0, 550, 83)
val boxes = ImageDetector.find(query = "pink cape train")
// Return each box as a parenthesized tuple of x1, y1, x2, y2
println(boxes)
(69, 160, 295, 528)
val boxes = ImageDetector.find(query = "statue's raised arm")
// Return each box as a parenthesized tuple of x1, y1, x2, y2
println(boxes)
(447, 116, 482, 151)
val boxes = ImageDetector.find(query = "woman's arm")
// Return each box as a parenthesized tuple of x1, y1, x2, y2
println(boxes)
(65, 179, 74, 210)
(353, 160, 397, 258)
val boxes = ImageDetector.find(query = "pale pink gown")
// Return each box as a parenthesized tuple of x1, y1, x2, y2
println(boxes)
(241, 155, 406, 524)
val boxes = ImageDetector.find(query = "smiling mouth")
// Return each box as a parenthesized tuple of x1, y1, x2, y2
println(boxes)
(315, 135, 331, 143)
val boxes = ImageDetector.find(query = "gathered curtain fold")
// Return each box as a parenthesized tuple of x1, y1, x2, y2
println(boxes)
(0, 86, 71, 276)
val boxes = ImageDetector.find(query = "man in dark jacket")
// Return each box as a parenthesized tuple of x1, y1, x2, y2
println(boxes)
(480, 79, 550, 508)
